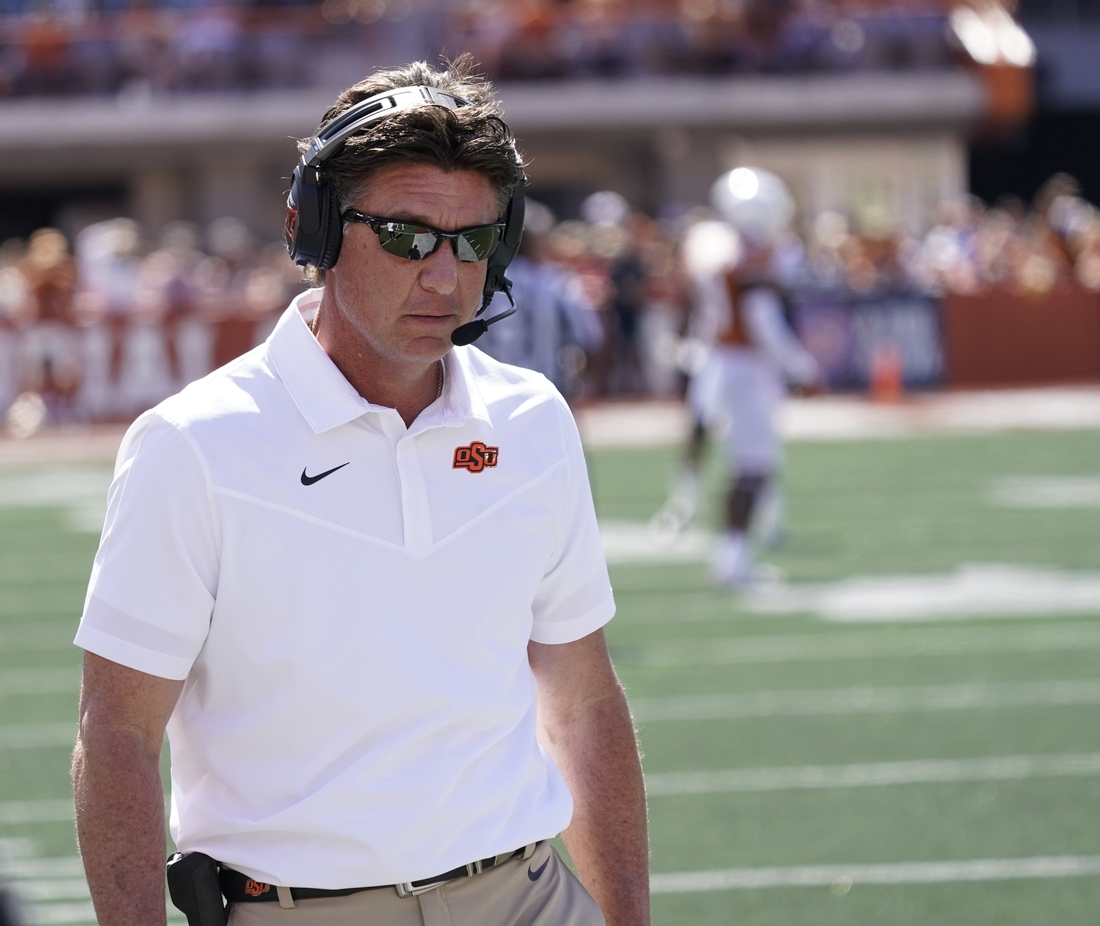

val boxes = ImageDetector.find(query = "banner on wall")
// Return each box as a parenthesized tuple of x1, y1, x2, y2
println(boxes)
(792, 292, 944, 389)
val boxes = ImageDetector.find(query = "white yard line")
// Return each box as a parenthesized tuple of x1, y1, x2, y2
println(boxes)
(0, 668, 80, 696)
(575, 389, 1100, 449)
(9, 751, 1090, 828)
(646, 752, 1100, 795)
(0, 800, 74, 825)
(2, 851, 184, 926)
(0, 623, 77, 651)
(13, 879, 92, 901)
(616, 623, 1100, 667)
(0, 427, 126, 469)
(22, 901, 97, 924)
(7, 680, 1100, 744)
(599, 537, 1100, 623)
(650, 855, 1100, 893)
(19, 899, 184, 926)
(631, 679, 1100, 722)
(746, 564, 1100, 623)
(0, 722, 75, 749)
(6, 857, 84, 879)
(989, 476, 1100, 509)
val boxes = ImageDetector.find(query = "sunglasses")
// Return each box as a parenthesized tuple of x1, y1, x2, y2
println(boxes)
(342, 209, 506, 263)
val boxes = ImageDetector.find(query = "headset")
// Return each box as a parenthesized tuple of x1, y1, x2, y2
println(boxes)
(285, 85, 526, 346)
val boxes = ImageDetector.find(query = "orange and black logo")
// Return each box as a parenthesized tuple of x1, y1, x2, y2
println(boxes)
(284, 205, 298, 243)
(244, 880, 271, 897)
(453, 441, 499, 473)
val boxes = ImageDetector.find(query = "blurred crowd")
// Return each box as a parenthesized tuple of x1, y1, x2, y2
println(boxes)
(800, 174, 1100, 297)
(480, 172, 1100, 401)
(4, 171, 1099, 433)
(0, 3, 332, 95)
(0, 0, 960, 97)
(0, 216, 303, 433)
(456, 0, 954, 82)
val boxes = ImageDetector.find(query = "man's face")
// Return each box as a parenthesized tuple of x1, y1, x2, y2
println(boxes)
(323, 162, 500, 373)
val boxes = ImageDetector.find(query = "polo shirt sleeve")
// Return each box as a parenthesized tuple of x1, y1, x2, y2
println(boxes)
(529, 400, 615, 645)
(74, 410, 219, 680)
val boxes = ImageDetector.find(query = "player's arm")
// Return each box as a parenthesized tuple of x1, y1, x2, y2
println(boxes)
(73, 652, 184, 926)
(742, 287, 820, 386)
(529, 628, 650, 926)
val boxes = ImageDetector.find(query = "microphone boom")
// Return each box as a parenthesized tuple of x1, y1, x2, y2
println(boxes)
(450, 278, 518, 346)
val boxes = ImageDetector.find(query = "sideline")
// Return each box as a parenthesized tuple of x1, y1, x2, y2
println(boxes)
(0, 425, 127, 469)
(576, 386, 1100, 448)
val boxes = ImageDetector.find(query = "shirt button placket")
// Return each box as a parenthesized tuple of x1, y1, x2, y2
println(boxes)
(395, 433, 433, 553)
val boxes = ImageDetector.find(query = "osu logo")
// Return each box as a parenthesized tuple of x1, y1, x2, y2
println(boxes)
(244, 880, 270, 897)
(453, 441, 499, 473)
(284, 205, 298, 242)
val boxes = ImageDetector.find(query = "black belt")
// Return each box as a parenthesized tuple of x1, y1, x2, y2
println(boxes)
(220, 844, 537, 903)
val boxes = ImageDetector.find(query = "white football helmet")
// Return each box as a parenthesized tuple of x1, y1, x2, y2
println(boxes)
(710, 167, 795, 247)
(680, 219, 742, 280)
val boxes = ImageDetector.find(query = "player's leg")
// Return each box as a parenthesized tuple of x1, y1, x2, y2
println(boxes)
(751, 474, 787, 549)
(725, 471, 769, 534)
(710, 352, 781, 587)
(650, 416, 707, 536)
(651, 351, 722, 535)
(712, 468, 771, 587)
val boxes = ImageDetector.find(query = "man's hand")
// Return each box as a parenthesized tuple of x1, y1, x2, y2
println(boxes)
(529, 630, 650, 926)
(73, 652, 184, 926)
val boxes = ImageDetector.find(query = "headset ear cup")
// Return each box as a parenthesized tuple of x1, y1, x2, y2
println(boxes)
(315, 183, 343, 271)
(287, 162, 333, 268)
(480, 192, 525, 309)
(285, 170, 306, 265)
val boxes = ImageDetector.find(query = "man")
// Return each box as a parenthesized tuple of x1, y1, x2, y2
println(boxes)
(656, 169, 819, 585)
(18, 227, 80, 423)
(707, 168, 820, 585)
(74, 218, 141, 411)
(72, 58, 649, 926)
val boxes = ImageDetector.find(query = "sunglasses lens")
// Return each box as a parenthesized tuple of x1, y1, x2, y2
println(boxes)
(377, 224, 440, 261)
(368, 218, 502, 262)
(456, 227, 502, 262)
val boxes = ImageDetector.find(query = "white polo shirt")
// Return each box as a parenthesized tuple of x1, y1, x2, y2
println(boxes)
(75, 288, 615, 890)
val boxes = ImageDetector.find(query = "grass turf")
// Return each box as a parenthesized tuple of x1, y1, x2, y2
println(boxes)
(0, 428, 1098, 924)
(592, 430, 1100, 924)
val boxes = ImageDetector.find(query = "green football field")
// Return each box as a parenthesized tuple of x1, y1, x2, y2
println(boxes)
(1, 428, 1099, 925)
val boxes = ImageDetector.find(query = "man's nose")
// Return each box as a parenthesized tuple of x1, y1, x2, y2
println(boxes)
(419, 240, 459, 295)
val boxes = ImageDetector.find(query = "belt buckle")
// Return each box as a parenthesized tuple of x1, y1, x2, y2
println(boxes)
(395, 880, 444, 899)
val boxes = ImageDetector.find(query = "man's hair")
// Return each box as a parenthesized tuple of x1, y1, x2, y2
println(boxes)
(299, 56, 526, 284)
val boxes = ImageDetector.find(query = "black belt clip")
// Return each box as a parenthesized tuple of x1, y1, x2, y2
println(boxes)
(166, 852, 229, 926)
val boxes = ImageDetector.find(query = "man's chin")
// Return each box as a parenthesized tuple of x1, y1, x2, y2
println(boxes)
(404, 333, 457, 359)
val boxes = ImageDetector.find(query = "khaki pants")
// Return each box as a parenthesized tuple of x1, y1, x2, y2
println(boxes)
(227, 842, 604, 926)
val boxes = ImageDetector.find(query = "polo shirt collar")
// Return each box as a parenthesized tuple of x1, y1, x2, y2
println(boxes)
(442, 340, 490, 427)
(267, 289, 490, 434)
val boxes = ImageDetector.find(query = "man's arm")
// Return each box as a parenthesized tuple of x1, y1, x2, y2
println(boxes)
(73, 652, 184, 926)
(529, 629, 649, 926)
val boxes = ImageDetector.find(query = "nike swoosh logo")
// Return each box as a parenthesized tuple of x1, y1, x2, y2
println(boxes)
(300, 462, 350, 486)
(527, 858, 550, 882)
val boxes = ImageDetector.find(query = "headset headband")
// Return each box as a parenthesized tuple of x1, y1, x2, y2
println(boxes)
(304, 87, 468, 168)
